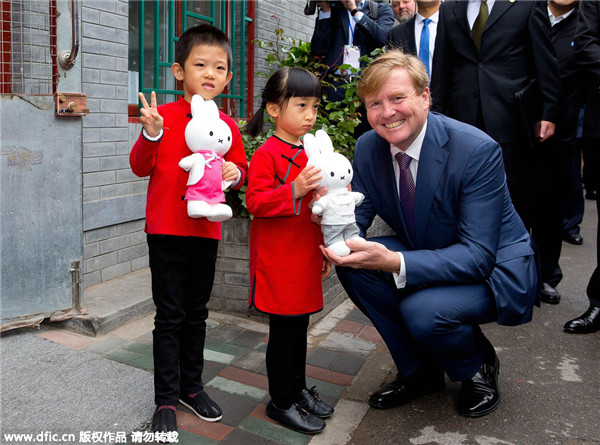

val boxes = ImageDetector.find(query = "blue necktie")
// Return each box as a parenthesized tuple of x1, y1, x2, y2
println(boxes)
(396, 152, 416, 240)
(419, 18, 431, 76)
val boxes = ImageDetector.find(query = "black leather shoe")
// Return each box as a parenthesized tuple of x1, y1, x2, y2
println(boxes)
(540, 283, 561, 304)
(563, 233, 583, 245)
(585, 189, 597, 200)
(179, 391, 222, 422)
(298, 387, 334, 418)
(152, 406, 178, 439)
(458, 342, 500, 417)
(564, 306, 600, 334)
(265, 401, 325, 434)
(368, 367, 445, 409)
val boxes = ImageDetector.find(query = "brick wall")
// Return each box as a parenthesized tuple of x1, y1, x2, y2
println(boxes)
(211, 218, 347, 325)
(80, 0, 323, 299)
(253, 1, 317, 116)
(81, 0, 147, 288)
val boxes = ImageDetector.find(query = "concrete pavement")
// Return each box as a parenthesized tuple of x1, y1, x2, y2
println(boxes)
(1, 198, 598, 445)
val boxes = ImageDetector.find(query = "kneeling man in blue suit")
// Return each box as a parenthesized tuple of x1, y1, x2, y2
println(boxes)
(321, 50, 540, 417)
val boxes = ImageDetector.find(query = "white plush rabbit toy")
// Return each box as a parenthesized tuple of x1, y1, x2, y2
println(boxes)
(179, 94, 233, 222)
(306, 129, 364, 256)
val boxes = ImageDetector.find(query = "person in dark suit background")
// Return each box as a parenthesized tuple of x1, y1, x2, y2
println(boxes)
(320, 50, 540, 418)
(562, 105, 585, 247)
(391, 0, 416, 25)
(524, 0, 583, 307)
(430, 1, 560, 229)
(430, 0, 561, 303)
(564, 0, 600, 334)
(311, 0, 394, 100)
(387, 1, 441, 78)
(310, 0, 394, 137)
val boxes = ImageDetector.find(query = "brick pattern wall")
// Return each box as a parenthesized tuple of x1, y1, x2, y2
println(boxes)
(253, 1, 317, 116)
(211, 218, 347, 326)
(80, 1, 320, 298)
(81, 0, 147, 288)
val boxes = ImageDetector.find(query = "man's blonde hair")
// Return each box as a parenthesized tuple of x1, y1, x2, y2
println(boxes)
(357, 50, 430, 105)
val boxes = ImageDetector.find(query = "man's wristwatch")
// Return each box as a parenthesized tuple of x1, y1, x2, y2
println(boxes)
(350, 8, 359, 16)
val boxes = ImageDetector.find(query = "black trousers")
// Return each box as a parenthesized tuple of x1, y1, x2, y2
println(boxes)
(147, 234, 218, 405)
(499, 141, 534, 231)
(531, 137, 573, 286)
(266, 314, 309, 409)
(587, 183, 600, 307)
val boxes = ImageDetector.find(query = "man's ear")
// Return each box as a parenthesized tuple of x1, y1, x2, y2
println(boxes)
(266, 102, 279, 118)
(171, 63, 184, 81)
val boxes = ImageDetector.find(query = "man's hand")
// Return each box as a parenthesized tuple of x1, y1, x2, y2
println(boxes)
(534, 120, 556, 142)
(321, 257, 332, 278)
(139, 91, 163, 138)
(321, 238, 401, 273)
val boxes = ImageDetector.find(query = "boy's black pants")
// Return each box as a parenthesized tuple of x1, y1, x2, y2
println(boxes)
(266, 314, 309, 409)
(147, 234, 217, 406)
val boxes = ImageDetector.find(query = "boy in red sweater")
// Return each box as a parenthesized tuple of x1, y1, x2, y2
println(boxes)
(130, 24, 248, 438)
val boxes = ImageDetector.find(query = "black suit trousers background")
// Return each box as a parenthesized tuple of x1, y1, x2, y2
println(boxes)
(531, 136, 572, 286)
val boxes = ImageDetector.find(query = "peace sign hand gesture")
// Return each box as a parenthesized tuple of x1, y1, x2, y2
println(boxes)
(138, 91, 164, 138)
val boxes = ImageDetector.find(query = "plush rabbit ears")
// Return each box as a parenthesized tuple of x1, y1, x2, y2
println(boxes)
(303, 129, 334, 159)
(190, 94, 220, 121)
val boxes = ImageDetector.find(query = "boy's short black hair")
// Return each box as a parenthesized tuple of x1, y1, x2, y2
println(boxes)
(175, 24, 233, 73)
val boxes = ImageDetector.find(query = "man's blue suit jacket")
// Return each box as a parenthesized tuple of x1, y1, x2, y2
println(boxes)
(352, 112, 540, 326)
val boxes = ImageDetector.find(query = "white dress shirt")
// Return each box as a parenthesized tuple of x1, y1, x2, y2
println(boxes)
(390, 120, 428, 288)
(467, 0, 496, 29)
(414, 12, 439, 70)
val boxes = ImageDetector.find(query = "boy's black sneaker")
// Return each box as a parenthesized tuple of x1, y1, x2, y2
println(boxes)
(265, 400, 325, 434)
(151, 406, 178, 442)
(179, 391, 223, 422)
(298, 387, 334, 418)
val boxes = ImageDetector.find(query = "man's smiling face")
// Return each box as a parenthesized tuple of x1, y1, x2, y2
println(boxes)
(364, 67, 430, 150)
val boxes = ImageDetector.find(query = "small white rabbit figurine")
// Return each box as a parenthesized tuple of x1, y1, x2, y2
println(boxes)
(305, 129, 364, 256)
(180, 94, 233, 222)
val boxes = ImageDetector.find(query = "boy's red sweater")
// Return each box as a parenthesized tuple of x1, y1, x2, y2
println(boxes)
(130, 97, 248, 240)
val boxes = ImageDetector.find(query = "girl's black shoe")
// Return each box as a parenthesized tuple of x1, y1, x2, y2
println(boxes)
(265, 400, 325, 434)
(298, 387, 334, 418)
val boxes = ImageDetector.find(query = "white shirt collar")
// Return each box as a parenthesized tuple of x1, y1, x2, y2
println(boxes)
(391, 119, 428, 163)
(548, 5, 575, 27)
(415, 11, 439, 25)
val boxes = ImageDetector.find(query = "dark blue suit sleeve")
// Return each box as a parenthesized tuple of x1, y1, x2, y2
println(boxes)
(402, 139, 505, 286)
(356, 3, 395, 47)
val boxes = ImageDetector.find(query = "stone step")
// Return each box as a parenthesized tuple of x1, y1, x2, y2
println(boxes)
(55, 268, 155, 337)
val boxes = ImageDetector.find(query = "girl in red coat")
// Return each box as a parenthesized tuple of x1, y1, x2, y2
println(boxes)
(244, 67, 334, 434)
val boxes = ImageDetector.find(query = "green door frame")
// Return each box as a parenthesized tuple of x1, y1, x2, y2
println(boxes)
(137, 0, 254, 118)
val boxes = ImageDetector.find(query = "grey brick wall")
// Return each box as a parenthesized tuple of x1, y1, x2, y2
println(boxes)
(80, 1, 333, 315)
(253, 1, 317, 116)
(81, 0, 147, 289)
(211, 218, 347, 326)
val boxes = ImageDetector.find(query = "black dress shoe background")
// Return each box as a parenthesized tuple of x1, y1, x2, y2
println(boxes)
(265, 401, 325, 434)
(564, 306, 600, 334)
(368, 366, 445, 409)
(458, 341, 500, 417)
(563, 233, 583, 245)
(585, 189, 597, 200)
(540, 283, 561, 304)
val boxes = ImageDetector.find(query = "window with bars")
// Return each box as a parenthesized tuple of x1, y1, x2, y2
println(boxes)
(128, 0, 254, 119)
(0, 0, 57, 96)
